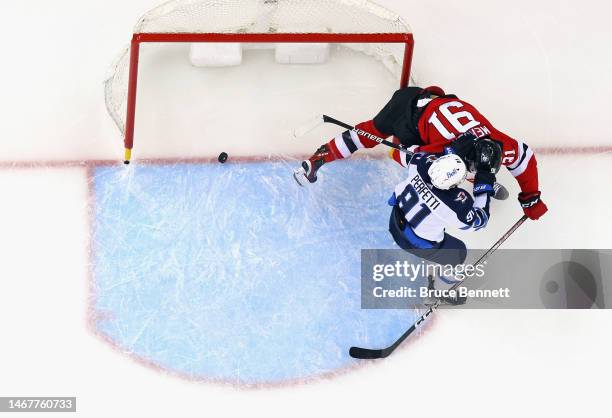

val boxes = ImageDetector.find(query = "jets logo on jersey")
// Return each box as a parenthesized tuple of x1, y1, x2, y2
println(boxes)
(455, 191, 468, 204)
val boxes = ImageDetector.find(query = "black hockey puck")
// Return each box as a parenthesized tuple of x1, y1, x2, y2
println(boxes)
(218, 152, 228, 163)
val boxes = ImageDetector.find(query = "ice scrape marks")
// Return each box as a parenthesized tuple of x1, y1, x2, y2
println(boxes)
(90, 159, 419, 385)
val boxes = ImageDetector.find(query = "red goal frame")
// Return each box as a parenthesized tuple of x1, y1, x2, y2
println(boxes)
(122, 32, 414, 163)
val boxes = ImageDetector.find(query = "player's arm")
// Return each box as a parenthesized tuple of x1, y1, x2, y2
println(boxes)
(437, 190, 491, 232)
(462, 201, 491, 231)
(500, 136, 548, 220)
(462, 208, 490, 231)
(470, 190, 492, 227)
(454, 141, 497, 231)
(454, 189, 492, 232)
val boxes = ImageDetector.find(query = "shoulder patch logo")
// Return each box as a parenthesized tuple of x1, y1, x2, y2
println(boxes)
(455, 191, 468, 204)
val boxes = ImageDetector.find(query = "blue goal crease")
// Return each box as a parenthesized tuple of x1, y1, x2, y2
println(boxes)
(91, 159, 420, 384)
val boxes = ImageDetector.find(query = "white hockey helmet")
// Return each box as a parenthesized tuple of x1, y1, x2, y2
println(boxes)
(427, 154, 468, 190)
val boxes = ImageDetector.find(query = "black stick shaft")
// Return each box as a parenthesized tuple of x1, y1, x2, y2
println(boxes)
(349, 215, 529, 359)
(322, 115, 412, 153)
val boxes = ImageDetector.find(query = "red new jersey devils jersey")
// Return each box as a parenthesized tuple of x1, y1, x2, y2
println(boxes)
(415, 97, 539, 194)
(325, 95, 540, 194)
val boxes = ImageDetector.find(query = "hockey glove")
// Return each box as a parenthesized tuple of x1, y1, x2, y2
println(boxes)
(473, 170, 496, 196)
(518, 191, 548, 220)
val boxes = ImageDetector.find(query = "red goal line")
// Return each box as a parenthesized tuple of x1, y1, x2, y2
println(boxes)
(0, 144, 610, 171)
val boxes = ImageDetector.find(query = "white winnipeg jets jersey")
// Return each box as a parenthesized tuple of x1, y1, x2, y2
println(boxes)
(393, 153, 490, 242)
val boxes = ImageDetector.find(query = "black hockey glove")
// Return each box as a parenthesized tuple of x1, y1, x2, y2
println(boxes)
(474, 170, 496, 196)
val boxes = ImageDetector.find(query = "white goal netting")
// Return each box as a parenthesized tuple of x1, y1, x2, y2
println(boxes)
(104, 0, 411, 137)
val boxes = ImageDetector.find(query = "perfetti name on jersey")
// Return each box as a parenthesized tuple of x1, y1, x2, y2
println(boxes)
(409, 174, 441, 211)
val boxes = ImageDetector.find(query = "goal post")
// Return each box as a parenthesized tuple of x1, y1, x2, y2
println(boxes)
(105, 0, 415, 164)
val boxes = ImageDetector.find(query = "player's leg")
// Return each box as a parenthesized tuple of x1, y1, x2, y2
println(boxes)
(293, 143, 339, 185)
(293, 119, 387, 185)
(388, 207, 467, 305)
(428, 233, 468, 305)
(374, 86, 430, 148)
(295, 86, 431, 186)
(425, 273, 467, 306)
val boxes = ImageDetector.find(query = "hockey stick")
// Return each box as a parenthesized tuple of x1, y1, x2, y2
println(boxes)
(349, 215, 529, 360)
(293, 114, 413, 154)
(292, 114, 327, 138)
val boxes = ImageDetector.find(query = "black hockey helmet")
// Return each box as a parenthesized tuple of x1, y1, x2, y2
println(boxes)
(473, 139, 503, 174)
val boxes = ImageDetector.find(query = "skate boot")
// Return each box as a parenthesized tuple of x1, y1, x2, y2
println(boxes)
(293, 144, 332, 186)
(492, 182, 509, 200)
(427, 275, 467, 306)
(441, 289, 467, 306)
(423, 275, 439, 307)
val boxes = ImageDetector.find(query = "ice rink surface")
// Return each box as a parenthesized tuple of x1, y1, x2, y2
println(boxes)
(91, 159, 419, 385)
(1, 0, 611, 417)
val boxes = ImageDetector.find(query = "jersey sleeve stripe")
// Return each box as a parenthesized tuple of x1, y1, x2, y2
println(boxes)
(508, 145, 534, 177)
(507, 142, 527, 170)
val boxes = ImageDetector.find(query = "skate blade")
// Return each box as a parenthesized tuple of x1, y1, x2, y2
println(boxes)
(293, 168, 308, 187)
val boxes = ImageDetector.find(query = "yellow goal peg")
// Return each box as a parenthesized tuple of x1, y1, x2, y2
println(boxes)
(124, 148, 132, 165)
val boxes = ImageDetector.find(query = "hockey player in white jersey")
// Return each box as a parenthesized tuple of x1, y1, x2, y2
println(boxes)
(389, 142, 500, 305)
(389, 139, 500, 284)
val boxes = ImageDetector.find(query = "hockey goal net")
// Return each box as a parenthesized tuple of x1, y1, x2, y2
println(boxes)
(104, 0, 414, 163)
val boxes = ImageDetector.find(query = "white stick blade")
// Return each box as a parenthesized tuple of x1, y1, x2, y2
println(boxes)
(293, 114, 324, 138)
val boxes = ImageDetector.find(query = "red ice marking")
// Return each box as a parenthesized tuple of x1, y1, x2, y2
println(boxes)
(0, 144, 610, 171)
(0, 142, 609, 386)
(53, 154, 431, 388)
(534, 145, 612, 155)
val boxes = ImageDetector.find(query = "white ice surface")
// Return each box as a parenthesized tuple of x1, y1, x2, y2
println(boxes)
(0, 0, 611, 417)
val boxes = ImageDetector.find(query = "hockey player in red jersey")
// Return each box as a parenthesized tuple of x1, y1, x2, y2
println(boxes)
(295, 86, 548, 221)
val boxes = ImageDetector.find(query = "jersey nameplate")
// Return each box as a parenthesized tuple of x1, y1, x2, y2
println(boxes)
(410, 174, 441, 211)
